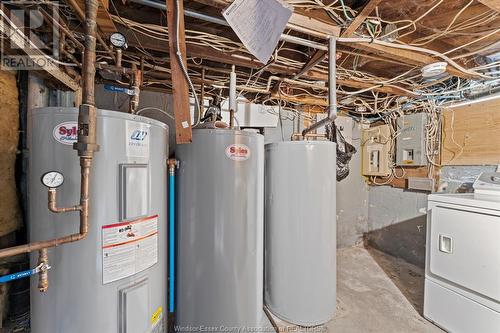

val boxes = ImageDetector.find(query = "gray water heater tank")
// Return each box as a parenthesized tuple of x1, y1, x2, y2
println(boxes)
(176, 129, 270, 330)
(264, 141, 337, 326)
(28, 107, 168, 333)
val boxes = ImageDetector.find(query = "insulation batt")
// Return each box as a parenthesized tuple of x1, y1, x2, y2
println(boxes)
(0, 70, 21, 237)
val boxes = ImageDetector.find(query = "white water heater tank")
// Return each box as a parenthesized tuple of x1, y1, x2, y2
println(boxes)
(265, 141, 337, 326)
(28, 107, 168, 333)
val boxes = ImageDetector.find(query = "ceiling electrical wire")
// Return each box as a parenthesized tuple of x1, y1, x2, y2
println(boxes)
(35, 0, 495, 125)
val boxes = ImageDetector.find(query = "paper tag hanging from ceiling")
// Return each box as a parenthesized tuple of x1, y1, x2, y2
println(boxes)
(223, 0, 292, 65)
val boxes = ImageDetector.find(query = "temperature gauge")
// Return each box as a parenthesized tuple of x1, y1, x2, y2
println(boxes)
(41, 171, 64, 189)
(109, 32, 127, 49)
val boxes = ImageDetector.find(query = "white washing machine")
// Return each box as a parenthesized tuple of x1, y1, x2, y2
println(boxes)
(425, 173, 500, 333)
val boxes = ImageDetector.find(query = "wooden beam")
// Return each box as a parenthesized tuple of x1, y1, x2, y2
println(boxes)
(477, 0, 500, 12)
(0, 5, 80, 91)
(341, 0, 383, 38)
(293, 50, 327, 79)
(166, 0, 192, 143)
(294, 0, 381, 82)
(288, 12, 340, 37)
(270, 93, 328, 107)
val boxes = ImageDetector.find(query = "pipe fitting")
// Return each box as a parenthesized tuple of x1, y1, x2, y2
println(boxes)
(74, 104, 99, 157)
(48, 189, 81, 213)
(168, 159, 178, 176)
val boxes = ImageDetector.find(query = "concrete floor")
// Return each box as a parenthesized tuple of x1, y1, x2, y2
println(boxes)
(1, 246, 443, 333)
(268, 246, 443, 333)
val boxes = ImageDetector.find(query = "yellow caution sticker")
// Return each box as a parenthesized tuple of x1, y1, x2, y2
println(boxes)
(151, 306, 163, 326)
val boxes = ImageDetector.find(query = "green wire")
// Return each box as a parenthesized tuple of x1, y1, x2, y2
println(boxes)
(339, 0, 353, 21)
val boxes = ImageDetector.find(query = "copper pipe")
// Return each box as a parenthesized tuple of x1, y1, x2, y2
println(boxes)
(229, 110, 234, 128)
(0, 0, 98, 264)
(81, 0, 98, 107)
(65, 0, 115, 61)
(37, 249, 49, 292)
(48, 189, 81, 213)
(0, 163, 91, 258)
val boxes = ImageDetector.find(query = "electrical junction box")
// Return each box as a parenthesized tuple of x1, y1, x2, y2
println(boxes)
(361, 124, 392, 176)
(396, 113, 427, 166)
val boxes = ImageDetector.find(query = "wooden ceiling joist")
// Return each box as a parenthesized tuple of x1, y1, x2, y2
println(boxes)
(293, 50, 327, 80)
(477, 0, 500, 12)
(0, 4, 80, 91)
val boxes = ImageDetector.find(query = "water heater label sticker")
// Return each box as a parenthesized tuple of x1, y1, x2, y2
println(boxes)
(53, 122, 78, 145)
(101, 215, 159, 284)
(126, 122, 150, 158)
(225, 144, 251, 161)
(151, 306, 164, 333)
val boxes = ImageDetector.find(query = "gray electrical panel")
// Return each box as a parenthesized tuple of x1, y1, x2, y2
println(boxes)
(396, 113, 427, 166)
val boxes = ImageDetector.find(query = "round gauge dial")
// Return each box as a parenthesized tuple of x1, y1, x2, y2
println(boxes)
(109, 32, 127, 49)
(41, 171, 64, 188)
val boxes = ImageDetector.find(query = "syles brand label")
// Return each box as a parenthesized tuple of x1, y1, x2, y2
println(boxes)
(225, 144, 251, 161)
(53, 122, 78, 145)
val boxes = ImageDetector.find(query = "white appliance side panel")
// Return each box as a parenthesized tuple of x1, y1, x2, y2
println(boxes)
(424, 279, 500, 333)
(429, 206, 500, 302)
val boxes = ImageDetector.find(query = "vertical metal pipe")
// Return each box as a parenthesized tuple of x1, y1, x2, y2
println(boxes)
(229, 65, 236, 128)
(200, 67, 205, 116)
(328, 36, 337, 119)
(302, 37, 337, 137)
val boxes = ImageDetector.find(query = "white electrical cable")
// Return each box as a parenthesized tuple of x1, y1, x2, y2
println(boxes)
(337, 37, 494, 79)
(136, 107, 175, 120)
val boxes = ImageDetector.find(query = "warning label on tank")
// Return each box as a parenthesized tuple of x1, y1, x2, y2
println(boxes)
(101, 215, 158, 284)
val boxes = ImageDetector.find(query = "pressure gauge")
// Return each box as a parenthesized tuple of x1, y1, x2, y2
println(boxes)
(109, 32, 127, 49)
(41, 171, 64, 189)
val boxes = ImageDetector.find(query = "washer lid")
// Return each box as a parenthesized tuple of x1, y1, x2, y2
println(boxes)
(428, 193, 500, 212)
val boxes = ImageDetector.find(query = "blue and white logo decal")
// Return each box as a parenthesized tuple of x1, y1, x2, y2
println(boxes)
(131, 130, 148, 141)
